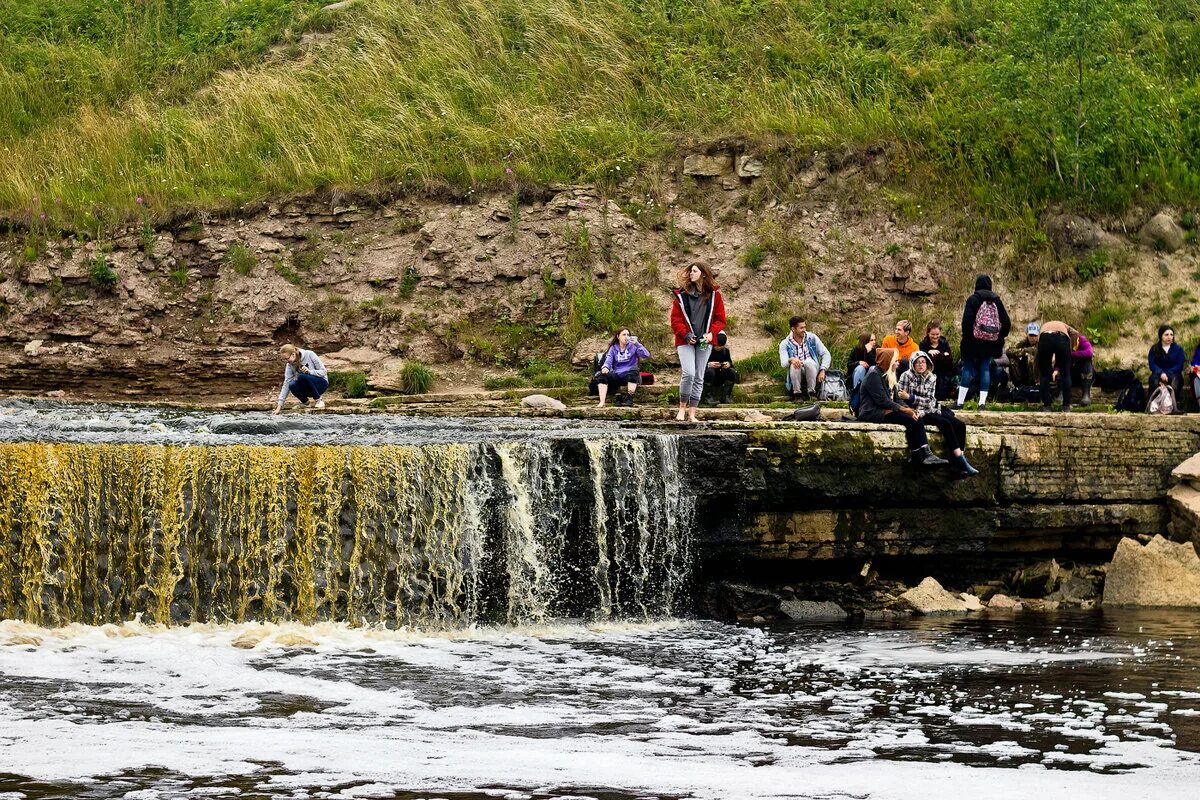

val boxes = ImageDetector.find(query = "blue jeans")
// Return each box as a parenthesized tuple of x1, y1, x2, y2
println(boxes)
(289, 373, 328, 403)
(852, 364, 868, 389)
(960, 357, 993, 396)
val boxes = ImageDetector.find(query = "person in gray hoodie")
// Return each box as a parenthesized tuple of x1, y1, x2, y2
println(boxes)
(273, 343, 329, 414)
(897, 351, 979, 477)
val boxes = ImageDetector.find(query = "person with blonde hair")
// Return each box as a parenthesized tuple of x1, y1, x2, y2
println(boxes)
(855, 347, 947, 467)
(272, 343, 329, 414)
(670, 262, 726, 422)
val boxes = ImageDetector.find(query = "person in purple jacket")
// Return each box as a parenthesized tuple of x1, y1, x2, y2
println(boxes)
(1190, 340, 1200, 411)
(1070, 332, 1095, 405)
(1148, 324, 1186, 402)
(596, 328, 651, 408)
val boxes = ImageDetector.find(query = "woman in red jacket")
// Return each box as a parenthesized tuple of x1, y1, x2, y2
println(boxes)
(670, 263, 727, 422)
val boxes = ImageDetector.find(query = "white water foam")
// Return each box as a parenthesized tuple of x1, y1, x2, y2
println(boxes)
(1, 619, 1199, 799)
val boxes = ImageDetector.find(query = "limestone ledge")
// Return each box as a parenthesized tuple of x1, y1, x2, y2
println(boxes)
(699, 414, 1200, 561)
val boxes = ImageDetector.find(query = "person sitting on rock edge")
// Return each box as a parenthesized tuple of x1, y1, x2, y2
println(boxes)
(703, 331, 737, 406)
(273, 343, 328, 415)
(1148, 324, 1186, 404)
(897, 351, 979, 477)
(1005, 322, 1041, 389)
(778, 316, 831, 401)
(918, 320, 955, 400)
(847, 332, 877, 392)
(596, 327, 650, 408)
(855, 347, 948, 468)
(882, 319, 918, 373)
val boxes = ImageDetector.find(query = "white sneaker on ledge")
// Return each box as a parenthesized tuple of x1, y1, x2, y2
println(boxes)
(314, 399, 326, 410)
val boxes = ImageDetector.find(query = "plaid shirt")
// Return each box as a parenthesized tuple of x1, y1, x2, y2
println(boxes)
(897, 369, 938, 417)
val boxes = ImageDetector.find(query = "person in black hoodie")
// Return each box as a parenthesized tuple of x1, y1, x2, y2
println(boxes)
(855, 347, 948, 467)
(956, 274, 1011, 409)
(919, 320, 955, 400)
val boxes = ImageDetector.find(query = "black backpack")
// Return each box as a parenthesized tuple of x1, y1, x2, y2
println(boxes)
(1115, 381, 1146, 413)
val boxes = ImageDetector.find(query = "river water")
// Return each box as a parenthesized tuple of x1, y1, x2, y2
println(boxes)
(2, 610, 1199, 799)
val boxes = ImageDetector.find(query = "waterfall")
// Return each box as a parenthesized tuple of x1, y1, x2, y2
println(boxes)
(0, 435, 696, 627)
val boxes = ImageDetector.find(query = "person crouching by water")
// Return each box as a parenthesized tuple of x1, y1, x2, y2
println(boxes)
(670, 262, 726, 423)
(856, 348, 948, 468)
(272, 343, 328, 415)
(596, 328, 650, 408)
(897, 351, 979, 477)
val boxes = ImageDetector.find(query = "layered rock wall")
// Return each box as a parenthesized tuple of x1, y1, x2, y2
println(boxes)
(693, 413, 1200, 564)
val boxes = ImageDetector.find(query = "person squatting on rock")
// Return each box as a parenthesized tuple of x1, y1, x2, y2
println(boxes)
(1071, 331, 1095, 406)
(897, 351, 979, 477)
(1148, 324, 1186, 404)
(957, 273, 1011, 409)
(273, 343, 328, 415)
(918, 320, 955, 400)
(847, 332, 877, 392)
(778, 316, 831, 401)
(855, 347, 948, 467)
(670, 262, 726, 422)
(596, 327, 650, 408)
(703, 331, 737, 405)
(881, 319, 918, 374)
(1036, 321, 1080, 413)
(1006, 323, 1041, 389)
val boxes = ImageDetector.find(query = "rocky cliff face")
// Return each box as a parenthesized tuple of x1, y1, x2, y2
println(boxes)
(3, 147, 1196, 400)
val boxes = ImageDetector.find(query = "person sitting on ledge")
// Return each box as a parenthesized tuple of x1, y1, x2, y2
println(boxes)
(273, 343, 328, 415)
(897, 351, 978, 477)
(703, 331, 737, 406)
(1005, 322, 1041, 390)
(596, 327, 650, 408)
(855, 347, 948, 467)
(881, 319, 918, 374)
(1148, 324, 1186, 403)
(918, 320, 955, 400)
(847, 332, 877, 392)
(1191, 339, 1200, 409)
(778, 316, 831, 401)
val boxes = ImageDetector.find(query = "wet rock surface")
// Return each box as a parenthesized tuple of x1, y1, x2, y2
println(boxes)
(1103, 535, 1200, 607)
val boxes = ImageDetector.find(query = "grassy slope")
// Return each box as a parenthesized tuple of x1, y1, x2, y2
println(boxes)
(0, 0, 1198, 231)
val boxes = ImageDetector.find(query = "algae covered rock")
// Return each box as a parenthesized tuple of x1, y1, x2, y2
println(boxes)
(780, 600, 848, 621)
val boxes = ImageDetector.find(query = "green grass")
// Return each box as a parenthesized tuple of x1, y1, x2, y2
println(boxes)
(328, 370, 369, 398)
(397, 362, 435, 395)
(88, 254, 118, 291)
(1, 0, 1198, 231)
(567, 281, 658, 340)
(483, 374, 528, 390)
(225, 244, 257, 276)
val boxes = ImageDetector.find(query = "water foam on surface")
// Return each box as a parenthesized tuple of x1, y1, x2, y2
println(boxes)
(2, 615, 1200, 799)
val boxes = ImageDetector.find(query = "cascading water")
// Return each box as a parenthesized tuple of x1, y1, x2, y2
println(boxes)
(0, 407, 697, 627)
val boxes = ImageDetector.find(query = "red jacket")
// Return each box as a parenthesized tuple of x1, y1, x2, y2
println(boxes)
(670, 286, 727, 347)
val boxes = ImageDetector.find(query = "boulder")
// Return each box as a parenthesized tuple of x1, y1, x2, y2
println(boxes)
(736, 156, 765, 178)
(682, 154, 731, 177)
(959, 592, 985, 611)
(779, 600, 848, 621)
(1048, 572, 1100, 605)
(896, 577, 971, 614)
(1044, 214, 1118, 259)
(672, 211, 710, 239)
(1103, 535, 1200, 606)
(987, 593, 1023, 611)
(521, 394, 567, 411)
(1139, 213, 1186, 252)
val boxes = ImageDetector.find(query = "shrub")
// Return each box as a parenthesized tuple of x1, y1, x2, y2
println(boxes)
(568, 282, 657, 338)
(225, 244, 256, 276)
(168, 267, 189, 287)
(89, 255, 118, 291)
(1074, 249, 1109, 281)
(328, 370, 369, 399)
(483, 375, 527, 390)
(398, 362, 435, 395)
(741, 243, 766, 269)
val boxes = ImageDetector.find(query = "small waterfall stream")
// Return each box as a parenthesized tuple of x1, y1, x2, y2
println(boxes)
(0, 411, 697, 627)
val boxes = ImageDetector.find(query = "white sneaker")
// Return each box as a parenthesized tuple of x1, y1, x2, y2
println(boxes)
(314, 399, 326, 410)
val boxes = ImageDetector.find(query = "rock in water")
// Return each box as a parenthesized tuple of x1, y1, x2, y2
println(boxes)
(780, 600, 848, 621)
(896, 577, 971, 614)
(520, 394, 567, 411)
(987, 594, 1023, 611)
(273, 632, 318, 648)
(1103, 535, 1200, 607)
